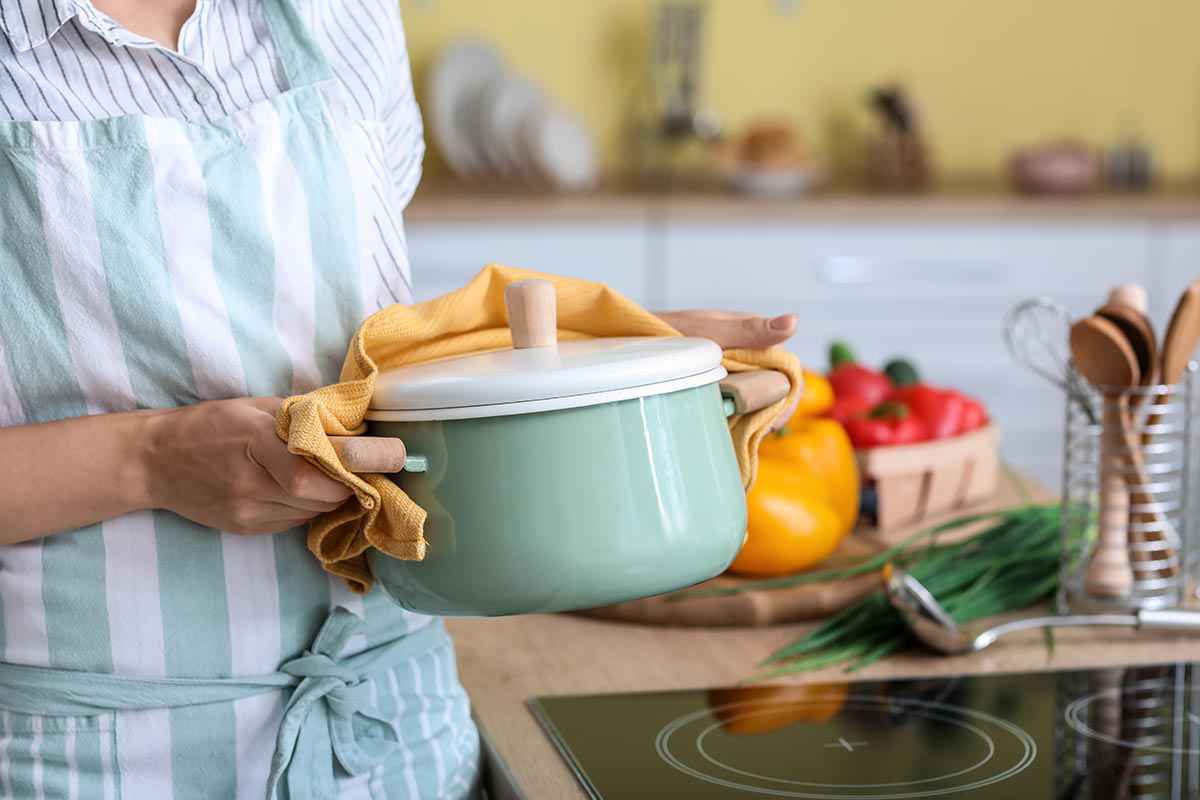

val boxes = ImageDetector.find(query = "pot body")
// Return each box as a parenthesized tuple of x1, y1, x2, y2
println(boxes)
(365, 382, 746, 616)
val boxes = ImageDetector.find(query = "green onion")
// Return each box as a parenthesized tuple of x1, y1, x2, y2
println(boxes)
(666, 510, 1011, 602)
(742, 503, 1073, 681)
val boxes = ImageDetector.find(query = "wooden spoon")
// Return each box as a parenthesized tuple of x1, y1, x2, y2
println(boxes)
(1070, 315, 1140, 599)
(1135, 281, 1200, 579)
(1071, 315, 1140, 387)
(1097, 300, 1170, 580)
(1160, 281, 1200, 387)
(1096, 301, 1158, 402)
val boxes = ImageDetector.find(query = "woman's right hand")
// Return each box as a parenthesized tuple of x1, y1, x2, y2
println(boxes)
(143, 397, 353, 534)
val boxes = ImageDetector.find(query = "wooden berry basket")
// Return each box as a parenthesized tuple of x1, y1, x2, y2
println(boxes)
(857, 425, 1000, 532)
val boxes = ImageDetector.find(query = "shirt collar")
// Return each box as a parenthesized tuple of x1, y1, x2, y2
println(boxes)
(0, 0, 79, 51)
(0, 0, 163, 52)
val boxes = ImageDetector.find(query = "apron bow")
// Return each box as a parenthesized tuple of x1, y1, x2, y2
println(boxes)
(266, 608, 408, 800)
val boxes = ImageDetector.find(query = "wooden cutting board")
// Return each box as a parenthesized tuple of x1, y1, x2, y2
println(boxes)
(574, 534, 885, 628)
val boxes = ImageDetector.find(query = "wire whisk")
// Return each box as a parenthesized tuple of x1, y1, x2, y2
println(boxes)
(1004, 297, 1097, 423)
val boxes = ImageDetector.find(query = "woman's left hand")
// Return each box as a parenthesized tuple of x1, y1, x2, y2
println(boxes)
(654, 309, 799, 429)
(654, 310, 797, 350)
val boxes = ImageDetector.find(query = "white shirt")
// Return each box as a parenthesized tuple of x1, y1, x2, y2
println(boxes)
(0, 0, 424, 206)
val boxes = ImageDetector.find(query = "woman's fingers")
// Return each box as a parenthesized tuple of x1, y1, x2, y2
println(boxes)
(655, 309, 801, 427)
(249, 397, 284, 415)
(145, 397, 355, 535)
(248, 425, 354, 508)
(770, 394, 801, 432)
(243, 398, 349, 511)
(655, 310, 798, 350)
(227, 502, 323, 535)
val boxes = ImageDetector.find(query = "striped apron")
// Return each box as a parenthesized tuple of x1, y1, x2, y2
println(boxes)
(0, 0, 478, 798)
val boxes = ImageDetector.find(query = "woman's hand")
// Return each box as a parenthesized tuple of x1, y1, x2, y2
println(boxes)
(655, 309, 800, 428)
(143, 398, 352, 535)
(654, 310, 798, 350)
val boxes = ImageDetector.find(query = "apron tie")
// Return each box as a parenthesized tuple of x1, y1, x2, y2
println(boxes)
(267, 608, 402, 800)
(0, 610, 448, 800)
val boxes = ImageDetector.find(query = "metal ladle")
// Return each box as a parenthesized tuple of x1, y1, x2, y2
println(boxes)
(884, 566, 1200, 655)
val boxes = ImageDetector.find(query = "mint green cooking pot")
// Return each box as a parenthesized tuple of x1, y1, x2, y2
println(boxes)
(353, 280, 792, 617)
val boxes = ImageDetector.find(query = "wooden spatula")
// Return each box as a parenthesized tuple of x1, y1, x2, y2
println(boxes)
(1071, 315, 1140, 598)
(1096, 297, 1169, 578)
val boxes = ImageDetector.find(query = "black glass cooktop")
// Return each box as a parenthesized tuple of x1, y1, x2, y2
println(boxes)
(530, 662, 1200, 799)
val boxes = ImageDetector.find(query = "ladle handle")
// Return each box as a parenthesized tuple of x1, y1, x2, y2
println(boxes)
(1137, 608, 1200, 631)
(505, 279, 558, 349)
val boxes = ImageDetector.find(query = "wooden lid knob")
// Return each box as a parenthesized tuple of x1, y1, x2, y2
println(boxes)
(505, 279, 558, 349)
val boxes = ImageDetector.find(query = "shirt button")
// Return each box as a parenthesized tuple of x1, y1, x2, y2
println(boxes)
(195, 87, 215, 105)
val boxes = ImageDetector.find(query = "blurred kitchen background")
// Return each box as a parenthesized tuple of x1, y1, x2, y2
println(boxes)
(396, 0, 1200, 489)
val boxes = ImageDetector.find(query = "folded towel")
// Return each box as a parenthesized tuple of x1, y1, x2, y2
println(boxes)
(276, 265, 801, 592)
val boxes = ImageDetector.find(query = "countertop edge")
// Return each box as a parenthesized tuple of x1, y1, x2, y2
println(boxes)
(405, 187, 1200, 225)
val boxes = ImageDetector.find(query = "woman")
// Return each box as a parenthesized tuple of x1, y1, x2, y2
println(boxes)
(0, 0, 797, 797)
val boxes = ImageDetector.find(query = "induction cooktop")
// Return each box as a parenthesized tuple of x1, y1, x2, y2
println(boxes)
(530, 662, 1200, 798)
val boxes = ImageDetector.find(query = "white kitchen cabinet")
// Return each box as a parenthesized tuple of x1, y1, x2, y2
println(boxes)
(661, 221, 1156, 488)
(403, 220, 650, 305)
(406, 213, 1164, 489)
(1163, 224, 1200, 323)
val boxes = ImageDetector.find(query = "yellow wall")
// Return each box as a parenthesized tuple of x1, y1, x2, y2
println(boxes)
(398, 1, 1200, 183)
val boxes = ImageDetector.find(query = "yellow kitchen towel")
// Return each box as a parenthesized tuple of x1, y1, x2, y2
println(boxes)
(276, 265, 802, 592)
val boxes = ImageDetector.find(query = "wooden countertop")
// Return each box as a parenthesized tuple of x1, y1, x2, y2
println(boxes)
(444, 474, 1200, 799)
(407, 184, 1200, 224)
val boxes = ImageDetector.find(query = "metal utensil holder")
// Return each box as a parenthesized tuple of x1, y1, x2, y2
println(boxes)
(1059, 365, 1196, 612)
(1054, 665, 1193, 798)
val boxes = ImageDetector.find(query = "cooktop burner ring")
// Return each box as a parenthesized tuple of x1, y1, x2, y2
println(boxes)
(1065, 687, 1197, 755)
(695, 703, 997, 789)
(654, 694, 1038, 800)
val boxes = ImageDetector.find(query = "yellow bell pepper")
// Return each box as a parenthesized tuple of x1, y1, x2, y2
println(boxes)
(708, 683, 850, 735)
(793, 369, 834, 418)
(730, 456, 847, 576)
(731, 366, 860, 577)
(758, 417, 860, 529)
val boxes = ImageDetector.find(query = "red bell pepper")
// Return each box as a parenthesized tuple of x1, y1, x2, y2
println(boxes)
(828, 363, 891, 408)
(844, 402, 928, 448)
(958, 395, 988, 433)
(890, 385, 964, 440)
(828, 394, 872, 426)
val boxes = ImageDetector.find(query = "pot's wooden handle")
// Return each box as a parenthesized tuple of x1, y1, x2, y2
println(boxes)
(720, 370, 791, 415)
(328, 436, 408, 474)
(505, 279, 557, 349)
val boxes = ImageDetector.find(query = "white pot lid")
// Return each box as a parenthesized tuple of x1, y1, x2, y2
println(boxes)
(366, 337, 725, 422)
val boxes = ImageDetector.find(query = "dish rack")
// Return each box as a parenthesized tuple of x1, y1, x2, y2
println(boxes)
(1058, 365, 1196, 612)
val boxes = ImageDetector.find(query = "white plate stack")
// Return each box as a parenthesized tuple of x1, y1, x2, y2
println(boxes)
(429, 41, 599, 192)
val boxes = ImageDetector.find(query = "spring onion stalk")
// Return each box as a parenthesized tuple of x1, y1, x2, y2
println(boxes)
(744, 504, 1070, 680)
